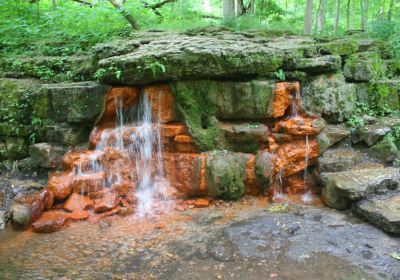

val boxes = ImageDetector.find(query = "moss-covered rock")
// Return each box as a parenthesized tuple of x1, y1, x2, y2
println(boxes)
(254, 150, 273, 190)
(317, 38, 359, 56)
(219, 122, 268, 153)
(171, 79, 276, 151)
(368, 79, 400, 111)
(317, 124, 351, 154)
(206, 151, 248, 200)
(40, 82, 109, 124)
(344, 52, 386, 82)
(369, 141, 398, 163)
(288, 55, 341, 74)
(95, 32, 299, 84)
(302, 73, 356, 123)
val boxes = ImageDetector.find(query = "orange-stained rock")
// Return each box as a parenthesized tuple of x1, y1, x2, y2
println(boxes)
(94, 192, 120, 213)
(32, 210, 70, 233)
(273, 116, 318, 136)
(63, 193, 94, 212)
(272, 82, 299, 118)
(31, 189, 54, 222)
(47, 172, 73, 200)
(187, 198, 210, 208)
(244, 154, 260, 195)
(69, 211, 90, 221)
(72, 172, 105, 194)
(163, 152, 208, 197)
(62, 150, 105, 172)
(97, 87, 140, 127)
(143, 84, 175, 123)
(161, 123, 187, 138)
(112, 180, 135, 195)
(272, 138, 319, 177)
(173, 134, 197, 153)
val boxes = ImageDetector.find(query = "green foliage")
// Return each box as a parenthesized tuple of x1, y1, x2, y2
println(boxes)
(274, 69, 286, 81)
(149, 61, 166, 77)
(369, 20, 400, 59)
(93, 64, 122, 80)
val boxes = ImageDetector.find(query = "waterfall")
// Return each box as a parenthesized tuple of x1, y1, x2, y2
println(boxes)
(301, 134, 312, 204)
(72, 91, 172, 218)
(291, 87, 301, 117)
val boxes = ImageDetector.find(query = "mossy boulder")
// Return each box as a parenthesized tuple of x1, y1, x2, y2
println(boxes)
(368, 79, 400, 111)
(288, 55, 341, 73)
(39, 82, 109, 124)
(317, 38, 359, 56)
(369, 141, 398, 163)
(254, 150, 274, 190)
(302, 73, 356, 123)
(344, 52, 386, 82)
(219, 122, 268, 153)
(353, 83, 369, 104)
(95, 32, 295, 84)
(206, 151, 248, 200)
(171, 79, 276, 151)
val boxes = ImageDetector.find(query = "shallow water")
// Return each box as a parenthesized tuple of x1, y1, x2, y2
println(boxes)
(0, 198, 399, 280)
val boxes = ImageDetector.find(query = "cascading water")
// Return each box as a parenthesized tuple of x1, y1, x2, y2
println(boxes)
(301, 134, 312, 204)
(72, 91, 173, 218)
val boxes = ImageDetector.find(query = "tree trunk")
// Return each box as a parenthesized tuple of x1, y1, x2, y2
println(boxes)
(236, 0, 244, 16)
(364, 0, 369, 29)
(346, 0, 350, 30)
(334, 0, 340, 34)
(107, 0, 138, 29)
(317, 0, 326, 33)
(223, 0, 235, 20)
(388, 0, 394, 20)
(52, 0, 57, 9)
(360, 0, 365, 30)
(303, 0, 314, 35)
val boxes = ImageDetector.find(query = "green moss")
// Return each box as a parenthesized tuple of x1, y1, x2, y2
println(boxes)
(344, 52, 386, 82)
(171, 81, 223, 151)
(318, 38, 358, 56)
(368, 80, 400, 113)
(206, 151, 247, 201)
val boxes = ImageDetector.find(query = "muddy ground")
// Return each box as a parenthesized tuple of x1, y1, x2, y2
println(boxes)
(0, 194, 399, 280)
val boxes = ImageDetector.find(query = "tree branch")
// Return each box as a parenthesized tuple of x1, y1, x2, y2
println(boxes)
(72, 0, 93, 7)
(148, 0, 177, 10)
(107, 0, 139, 30)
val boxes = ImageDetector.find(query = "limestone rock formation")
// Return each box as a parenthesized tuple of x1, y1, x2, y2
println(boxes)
(321, 167, 400, 209)
(352, 191, 400, 235)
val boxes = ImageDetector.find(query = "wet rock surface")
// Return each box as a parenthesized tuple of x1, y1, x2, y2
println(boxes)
(319, 148, 361, 172)
(321, 166, 400, 209)
(353, 191, 400, 235)
(0, 202, 398, 279)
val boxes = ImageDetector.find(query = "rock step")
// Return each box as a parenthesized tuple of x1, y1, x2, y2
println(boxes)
(352, 191, 400, 235)
(321, 166, 400, 209)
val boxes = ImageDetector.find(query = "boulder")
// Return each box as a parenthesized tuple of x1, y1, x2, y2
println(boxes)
(31, 189, 54, 222)
(206, 151, 249, 200)
(219, 122, 269, 153)
(10, 203, 32, 229)
(94, 192, 119, 213)
(32, 210, 70, 233)
(368, 79, 400, 111)
(47, 172, 72, 200)
(352, 124, 391, 146)
(352, 191, 400, 235)
(63, 193, 94, 212)
(38, 82, 109, 123)
(291, 55, 341, 73)
(29, 143, 66, 169)
(254, 150, 274, 190)
(96, 32, 285, 84)
(302, 73, 356, 123)
(321, 167, 400, 209)
(353, 83, 369, 104)
(317, 124, 351, 154)
(369, 141, 398, 163)
(344, 52, 386, 82)
(319, 148, 362, 172)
